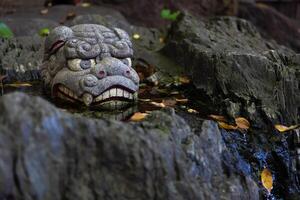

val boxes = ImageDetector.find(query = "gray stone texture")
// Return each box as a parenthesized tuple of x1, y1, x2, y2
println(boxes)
(0, 92, 259, 200)
(163, 13, 300, 125)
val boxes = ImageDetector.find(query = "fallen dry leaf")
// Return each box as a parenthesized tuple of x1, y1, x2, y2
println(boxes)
(175, 98, 188, 103)
(150, 101, 166, 108)
(209, 114, 227, 122)
(133, 33, 140, 40)
(139, 98, 151, 102)
(130, 112, 148, 122)
(170, 91, 180, 95)
(275, 124, 300, 133)
(235, 117, 250, 130)
(80, 3, 91, 7)
(261, 168, 273, 193)
(4, 83, 32, 88)
(179, 76, 191, 84)
(187, 108, 199, 114)
(218, 122, 237, 130)
(159, 37, 165, 43)
(40, 8, 48, 15)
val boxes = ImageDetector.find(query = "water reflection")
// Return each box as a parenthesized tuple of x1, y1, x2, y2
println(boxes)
(57, 101, 138, 121)
(1, 81, 139, 121)
(0, 80, 211, 121)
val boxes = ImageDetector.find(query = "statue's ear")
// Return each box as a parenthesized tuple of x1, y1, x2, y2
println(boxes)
(44, 26, 73, 59)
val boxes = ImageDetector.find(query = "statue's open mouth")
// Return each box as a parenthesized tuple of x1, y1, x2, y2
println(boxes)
(54, 84, 137, 109)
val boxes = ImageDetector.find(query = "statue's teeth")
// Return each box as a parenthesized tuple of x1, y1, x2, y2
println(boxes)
(103, 91, 110, 100)
(110, 88, 117, 97)
(133, 93, 138, 101)
(95, 94, 103, 102)
(117, 88, 123, 97)
(124, 91, 129, 98)
(82, 93, 93, 106)
(93, 88, 136, 104)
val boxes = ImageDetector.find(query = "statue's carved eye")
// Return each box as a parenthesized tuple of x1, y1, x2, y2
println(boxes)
(68, 59, 96, 71)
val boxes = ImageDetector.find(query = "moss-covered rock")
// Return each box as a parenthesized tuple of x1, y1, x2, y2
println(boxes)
(0, 92, 259, 200)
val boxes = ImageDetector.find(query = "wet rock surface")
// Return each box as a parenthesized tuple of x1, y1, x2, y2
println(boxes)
(0, 92, 259, 200)
(0, 4, 299, 200)
(163, 13, 299, 125)
(163, 13, 300, 198)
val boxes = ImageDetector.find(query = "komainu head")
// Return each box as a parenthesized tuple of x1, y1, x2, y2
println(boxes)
(41, 24, 139, 109)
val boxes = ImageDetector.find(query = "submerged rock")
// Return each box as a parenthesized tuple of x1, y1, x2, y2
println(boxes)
(0, 92, 258, 200)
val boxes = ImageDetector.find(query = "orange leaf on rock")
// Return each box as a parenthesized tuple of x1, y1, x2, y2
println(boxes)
(130, 112, 148, 122)
(218, 122, 237, 130)
(209, 114, 227, 122)
(235, 117, 250, 130)
(150, 101, 166, 108)
(275, 124, 300, 133)
(261, 168, 273, 193)
(187, 108, 199, 114)
(275, 125, 289, 132)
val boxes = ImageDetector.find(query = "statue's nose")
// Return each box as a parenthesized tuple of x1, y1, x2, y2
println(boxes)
(91, 57, 139, 84)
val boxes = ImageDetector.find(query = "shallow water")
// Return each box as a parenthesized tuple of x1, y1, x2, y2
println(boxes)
(1, 81, 194, 121)
(0, 80, 214, 121)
